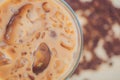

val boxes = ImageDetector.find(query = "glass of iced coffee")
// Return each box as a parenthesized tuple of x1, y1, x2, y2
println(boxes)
(0, 0, 83, 80)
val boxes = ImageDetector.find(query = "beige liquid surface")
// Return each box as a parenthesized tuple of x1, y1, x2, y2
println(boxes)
(0, 0, 77, 80)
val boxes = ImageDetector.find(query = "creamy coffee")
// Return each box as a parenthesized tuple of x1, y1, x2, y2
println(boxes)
(0, 0, 77, 80)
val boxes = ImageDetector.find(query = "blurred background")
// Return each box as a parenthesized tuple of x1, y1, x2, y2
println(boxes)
(65, 0, 120, 80)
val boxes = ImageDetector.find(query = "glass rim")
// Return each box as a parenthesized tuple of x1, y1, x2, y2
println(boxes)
(57, 0, 83, 80)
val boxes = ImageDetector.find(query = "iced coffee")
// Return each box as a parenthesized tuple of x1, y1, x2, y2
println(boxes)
(0, 0, 77, 80)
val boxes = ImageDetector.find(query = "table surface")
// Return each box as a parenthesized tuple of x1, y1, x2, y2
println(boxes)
(65, 0, 120, 80)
